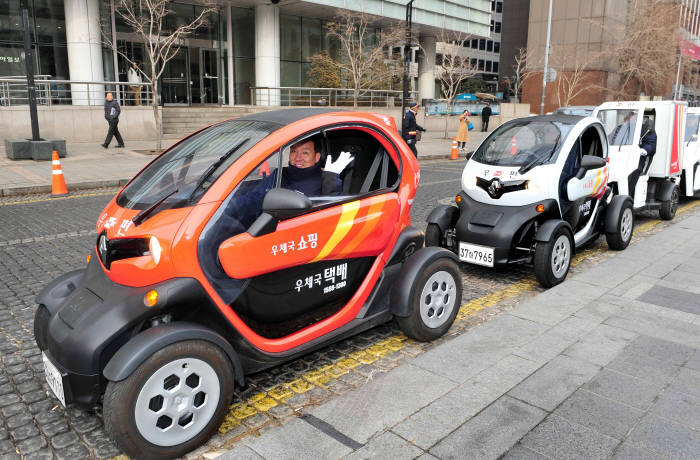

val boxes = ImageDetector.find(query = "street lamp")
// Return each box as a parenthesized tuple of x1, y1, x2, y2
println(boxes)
(539, 0, 553, 115)
(401, 0, 414, 135)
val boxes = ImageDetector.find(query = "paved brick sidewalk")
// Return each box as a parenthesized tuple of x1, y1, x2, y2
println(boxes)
(221, 208, 700, 459)
(0, 132, 488, 196)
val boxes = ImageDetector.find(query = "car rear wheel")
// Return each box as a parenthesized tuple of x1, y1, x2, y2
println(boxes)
(395, 258, 462, 341)
(659, 185, 679, 220)
(424, 223, 443, 247)
(534, 228, 572, 288)
(606, 202, 634, 250)
(103, 340, 234, 460)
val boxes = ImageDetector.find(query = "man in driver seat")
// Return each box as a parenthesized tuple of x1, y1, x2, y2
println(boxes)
(282, 136, 352, 196)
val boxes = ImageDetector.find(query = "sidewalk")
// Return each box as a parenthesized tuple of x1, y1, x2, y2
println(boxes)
(0, 131, 488, 196)
(221, 207, 700, 459)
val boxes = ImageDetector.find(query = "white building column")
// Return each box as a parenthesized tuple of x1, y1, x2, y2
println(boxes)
(226, 5, 235, 105)
(254, 3, 280, 106)
(418, 35, 436, 102)
(64, 0, 104, 106)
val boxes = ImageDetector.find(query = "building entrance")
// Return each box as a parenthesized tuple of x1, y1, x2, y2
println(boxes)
(161, 47, 219, 105)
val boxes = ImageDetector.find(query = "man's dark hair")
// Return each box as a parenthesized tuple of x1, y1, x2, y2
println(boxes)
(292, 135, 323, 155)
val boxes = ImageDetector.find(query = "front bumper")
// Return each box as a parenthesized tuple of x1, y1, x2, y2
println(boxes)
(454, 193, 558, 265)
(36, 255, 208, 407)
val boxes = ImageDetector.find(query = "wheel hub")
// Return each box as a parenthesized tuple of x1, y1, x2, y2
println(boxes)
(419, 270, 457, 328)
(551, 234, 571, 278)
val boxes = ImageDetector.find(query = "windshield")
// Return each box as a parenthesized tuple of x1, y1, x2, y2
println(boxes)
(117, 120, 278, 210)
(685, 114, 700, 142)
(597, 109, 638, 146)
(471, 120, 569, 167)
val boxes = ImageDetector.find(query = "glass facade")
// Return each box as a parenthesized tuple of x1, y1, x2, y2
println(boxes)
(280, 15, 326, 87)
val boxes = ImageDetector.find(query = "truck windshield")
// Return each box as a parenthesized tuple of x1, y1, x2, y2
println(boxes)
(471, 120, 568, 167)
(116, 120, 278, 210)
(685, 114, 700, 142)
(597, 109, 638, 146)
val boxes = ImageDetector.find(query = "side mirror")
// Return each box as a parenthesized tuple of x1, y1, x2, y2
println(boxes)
(262, 188, 312, 220)
(575, 155, 606, 179)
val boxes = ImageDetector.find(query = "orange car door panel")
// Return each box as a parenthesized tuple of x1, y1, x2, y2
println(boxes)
(218, 193, 400, 279)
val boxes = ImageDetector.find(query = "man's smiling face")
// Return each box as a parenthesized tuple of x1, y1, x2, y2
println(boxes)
(289, 140, 320, 169)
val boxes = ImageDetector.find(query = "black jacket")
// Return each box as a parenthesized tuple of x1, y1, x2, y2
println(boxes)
(402, 109, 425, 141)
(104, 100, 121, 121)
(481, 106, 492, 120)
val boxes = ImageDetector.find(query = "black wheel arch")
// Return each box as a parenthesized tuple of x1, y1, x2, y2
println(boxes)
(390, 247, 459, 318)
(534, 219, 573, 245)
(604, 195, 633, 233)
(426, 205, 459, 234)
(103, 321, 245, 386)
(655, 179, 679, 202)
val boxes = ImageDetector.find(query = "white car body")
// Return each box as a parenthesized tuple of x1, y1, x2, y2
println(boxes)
(683, 107, 700, 196)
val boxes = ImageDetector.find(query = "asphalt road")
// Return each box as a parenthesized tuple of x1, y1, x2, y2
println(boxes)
(0, 159, 673, 459)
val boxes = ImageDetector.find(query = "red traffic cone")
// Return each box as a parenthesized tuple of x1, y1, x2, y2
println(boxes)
(51, 150, 69, 197)
(450, 136, 459, 160)
(510, 135, 517, 155)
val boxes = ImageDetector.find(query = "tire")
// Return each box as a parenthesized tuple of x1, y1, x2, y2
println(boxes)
(534, 227, 572, 288)
(395, 257, 462, 342)
(606, 200, 634, 250)
(103, 340, 234, 460)
(425, 223, 443, 247)
(34, 304, 51, 351)
(659, 185, 680, 220)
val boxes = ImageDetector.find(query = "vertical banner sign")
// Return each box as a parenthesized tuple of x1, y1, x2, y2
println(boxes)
(671, 104, 683, 175)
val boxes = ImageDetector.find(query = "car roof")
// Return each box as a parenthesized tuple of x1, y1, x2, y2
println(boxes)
(235, 108, 348, 126)
(510, 114, 585, 124)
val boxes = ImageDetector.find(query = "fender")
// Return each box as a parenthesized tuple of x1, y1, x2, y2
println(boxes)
(605, 195, 633, 233)
(390, 247, 459, 318)
(426, 205, 459, 234)
(386, 225, 424, 266)
(103, 321, 245, 386)
(36, 268, 85, 315)
(534, 219, 573, 244)
(655, 179, 678, 202)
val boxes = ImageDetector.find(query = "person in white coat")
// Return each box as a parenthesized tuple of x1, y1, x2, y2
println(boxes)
(127, 63, 141, 106)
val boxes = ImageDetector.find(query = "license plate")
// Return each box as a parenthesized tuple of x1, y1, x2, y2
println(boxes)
(459, 242, 495, 267)
(42, 352, 66, 407)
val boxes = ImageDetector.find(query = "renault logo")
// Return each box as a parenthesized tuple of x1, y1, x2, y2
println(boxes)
(487, 178, 503, 198)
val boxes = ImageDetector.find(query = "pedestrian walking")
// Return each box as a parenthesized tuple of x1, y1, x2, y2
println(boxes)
(102, 92, 124, 149)
(457, 110, 471, 151)
(402, 102, 426, 157)
(481, 101, 492, 132)
(127, 63, 141, 106)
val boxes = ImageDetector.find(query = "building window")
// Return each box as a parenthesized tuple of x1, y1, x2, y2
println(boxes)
(478, 59, 484, 71)
(479, 39, 485, 51)
(487, 40, 493, 52)
(490, 20, 494, 32)
(485, 61, 492, 72)
(436, 53, 443, 66)
(494, 42, 500, 53)
(492, 62, 499, 73)
(496, 1, 503, 13)
(470, 58, 477, 68)
(495, 22, 501, 34)
(491, 1, 495, 11)
(471, 39, 478, 49)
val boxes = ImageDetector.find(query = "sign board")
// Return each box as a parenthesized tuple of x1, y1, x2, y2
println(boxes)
(545, 68, 557, 82)
(680, 40, 700, 61)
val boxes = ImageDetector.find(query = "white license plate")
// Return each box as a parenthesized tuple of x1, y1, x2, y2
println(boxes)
(42, 352, 66, 407)
(459, 242, 495, 267)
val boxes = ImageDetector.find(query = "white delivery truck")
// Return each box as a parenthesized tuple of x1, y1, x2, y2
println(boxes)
(682, 107, 700, 197)
(593, 100, 684, 220)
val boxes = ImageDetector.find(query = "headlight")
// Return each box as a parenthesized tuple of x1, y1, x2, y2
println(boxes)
(525, 180, 541, 192)
(463, 176, 477, 188)
(149, 236, 162, 265)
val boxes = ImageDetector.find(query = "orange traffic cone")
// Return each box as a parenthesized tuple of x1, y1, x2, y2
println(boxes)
(51, 150, 69, 197)
(510, 135, 517, 155)
(450, 136, 459, 160)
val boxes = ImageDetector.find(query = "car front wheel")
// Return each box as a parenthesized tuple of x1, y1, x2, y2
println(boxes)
(103, 340, 234, 460)
(534, 227, 572, 288)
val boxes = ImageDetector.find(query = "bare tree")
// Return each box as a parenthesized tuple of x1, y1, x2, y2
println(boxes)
(435, 31, 479, 138)
(103, 1, 215, 153)
(604, 0, 680, 99)
(325, 10, 403, 108)
(504, 48, 536, 101)
(553, 47, 599, 108)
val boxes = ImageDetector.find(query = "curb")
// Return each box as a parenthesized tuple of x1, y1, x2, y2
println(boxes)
(0, 179, 130, 197)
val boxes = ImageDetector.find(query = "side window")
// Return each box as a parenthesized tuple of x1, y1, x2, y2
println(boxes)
(277, 128, 399, 208)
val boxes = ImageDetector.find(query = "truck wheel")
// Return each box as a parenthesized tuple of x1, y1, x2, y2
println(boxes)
(34, 305, 50, 351)
(424, 223, 443, 247)
(534, 228, 572, 288)
(103, 340, 234, 460)
(659, 186, 679, 220)
(606, 201, 634, 250)
(395, 257, 462, 341)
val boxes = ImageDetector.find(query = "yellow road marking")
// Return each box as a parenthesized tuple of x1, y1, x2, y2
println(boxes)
(217, 201, 700, 434)
(0, 191, 115, 206)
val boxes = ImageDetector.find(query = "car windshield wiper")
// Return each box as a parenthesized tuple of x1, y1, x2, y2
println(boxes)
(190, 138, 249, 198)
(518, 145, 557, 174)
(132, 186, 178, 227)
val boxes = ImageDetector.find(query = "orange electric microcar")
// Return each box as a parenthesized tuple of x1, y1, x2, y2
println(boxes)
(34, 109, 461, 458)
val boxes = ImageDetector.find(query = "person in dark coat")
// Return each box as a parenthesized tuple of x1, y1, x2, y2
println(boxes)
(102, 92, 124, 149)
(628, 117, 657, 198)
(402, 102, 426, 157)
(481, 102, 492, 132)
